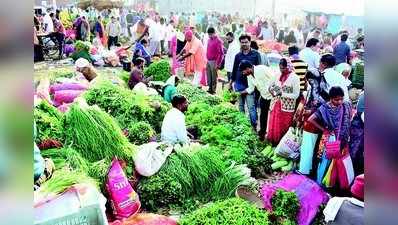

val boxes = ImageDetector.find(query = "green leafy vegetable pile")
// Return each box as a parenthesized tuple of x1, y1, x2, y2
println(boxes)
(143, 60, 171, 82)
(137, 146, 254, 211)
(38, 169, 98, 196)
(176, 82, 222, 105)
(41, 147, 89, 172)
(186, 102, 258, 163)
(64, 102, 136, 162)
(271, 189, 300, 225)
(34, 100, 65, 144)
(222, 89, 239, 103)
(84, 80, 170, 132)
(126, 121, 155, 145)
(74, 40, 91, 52)
(179, 198, 270, 225)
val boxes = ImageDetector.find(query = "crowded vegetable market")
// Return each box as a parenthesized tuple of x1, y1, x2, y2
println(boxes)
(33, 0, 365, 224)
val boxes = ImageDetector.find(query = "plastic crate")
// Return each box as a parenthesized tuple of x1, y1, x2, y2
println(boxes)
(35, 203, 108, 225)
(34, 185, 108, 225)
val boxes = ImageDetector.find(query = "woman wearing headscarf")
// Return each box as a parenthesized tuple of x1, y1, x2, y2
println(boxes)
(177, 30, 207, 87)
(267, 58, 300, 145)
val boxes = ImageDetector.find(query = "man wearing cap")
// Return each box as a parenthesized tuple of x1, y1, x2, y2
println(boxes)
(75, 58, 98, 83)
(177, 30, 207, 87)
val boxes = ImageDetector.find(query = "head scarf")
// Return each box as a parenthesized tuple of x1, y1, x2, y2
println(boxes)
(279, 57, 294, 83)
(184, 30, 193, 40)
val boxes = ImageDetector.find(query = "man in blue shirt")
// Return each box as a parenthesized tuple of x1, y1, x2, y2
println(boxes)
(333, 33, 351, 65)
(230, 34, 261, 129)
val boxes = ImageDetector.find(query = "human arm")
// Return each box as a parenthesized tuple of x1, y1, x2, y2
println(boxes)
(241, 76, 255, 95)
(308, 113, 328, 134)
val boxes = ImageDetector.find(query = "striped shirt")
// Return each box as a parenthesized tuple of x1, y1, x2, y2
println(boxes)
(291, 59, 308, 92)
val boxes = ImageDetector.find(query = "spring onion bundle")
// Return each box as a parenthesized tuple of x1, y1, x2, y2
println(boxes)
(41, 147, 89, 172)
(39, 169, 98, 195)
(137, 146, 252, 211)
(64, 102, 136, 162)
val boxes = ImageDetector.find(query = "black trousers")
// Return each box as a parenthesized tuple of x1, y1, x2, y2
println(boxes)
(34, 44, 44, 62)
(108, 36, 118, 50)
(258, 97, 271, 138)
(49, 32, 65, 57)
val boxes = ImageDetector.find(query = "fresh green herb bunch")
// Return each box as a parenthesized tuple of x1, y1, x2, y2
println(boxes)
(176, 82, 222, 105)
(74, 40, 91, 52)
(39, 169, 98, 195)
(186, 102, 259, 163)
(137, 146, 253, 211)
(41, 147, 89, 172)
(143, 60, 171, 82)
(84, 80, 170, 133)
(271, 189, 300, 222)
(34, 100, 65, 143)
(179, 198, 270, 225)
(126, 121, 155, 145)
(64, 103, 136, 162)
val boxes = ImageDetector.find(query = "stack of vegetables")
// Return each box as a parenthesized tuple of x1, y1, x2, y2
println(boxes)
(179, 198, 270, 225)
(64, 101, 136, 162)
(84, 80, 170, 133)
(351, 60, 364, 88)
(176, 82, 222, 106)
(185, 102, 273, 178)
(269, 189, 300, 225)
(34, 100, 65, 147)
(262, 147, 295, 172)
(137, 145, 255, 212)
(144, 60, 171, 82)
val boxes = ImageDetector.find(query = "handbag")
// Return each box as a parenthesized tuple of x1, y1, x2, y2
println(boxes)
(325, 106, 344, 159)
(275, 127, 302, 159)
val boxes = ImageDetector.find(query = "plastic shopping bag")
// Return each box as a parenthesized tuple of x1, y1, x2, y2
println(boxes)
(106, 158, 141, 219)
(316, 151, 331, 185)
(275, 127, 302, 159)
(134, 143, 173, 177)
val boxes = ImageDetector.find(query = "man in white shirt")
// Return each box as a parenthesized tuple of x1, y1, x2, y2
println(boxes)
(239, 60, 276, 139)
(106, 16, 122, 50)
(293, 24, 305, 48)
(257, 21, 274, 41)
(225, 32, 241, 82)
(148, 17, 162, 56)
(159, 17, 168, 55)
(165, 20, 176, 56)
(299, 38, 321, 70)
(43, 10, 54, 33)
(161, 95, 190, 145)
(319, 54, 350, 102)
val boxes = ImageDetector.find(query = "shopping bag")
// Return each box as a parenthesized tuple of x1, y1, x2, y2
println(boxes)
(275, 127, 302, 159)
(322, 160, 334, 188)
(134, 142, 173, 177)
(316, 151, 331, 185)
(335, 150, 355, 189)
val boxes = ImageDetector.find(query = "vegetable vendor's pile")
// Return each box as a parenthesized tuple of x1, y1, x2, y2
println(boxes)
(270, 189, 300, 225)
(84, 80, 170, 132)
(179, 198, 270, 225)
(34, 62, 306, 225)
(144, 60, 171, 82)
(137, 146, 255, 212)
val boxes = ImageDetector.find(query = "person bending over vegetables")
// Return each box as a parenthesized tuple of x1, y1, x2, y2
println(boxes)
(128, 57, 152, 89)
(162, 75, 180, 103)
(161, 95, 192, 145)
(75, 58, 98, 83)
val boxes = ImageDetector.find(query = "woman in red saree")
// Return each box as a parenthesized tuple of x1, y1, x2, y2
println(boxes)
(267, 58, 300, 146)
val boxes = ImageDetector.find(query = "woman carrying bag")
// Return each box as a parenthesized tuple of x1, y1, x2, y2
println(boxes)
(308, 86, 354, 191)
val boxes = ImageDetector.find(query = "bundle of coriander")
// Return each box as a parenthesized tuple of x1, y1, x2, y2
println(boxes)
(64, 101, 136, 162)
